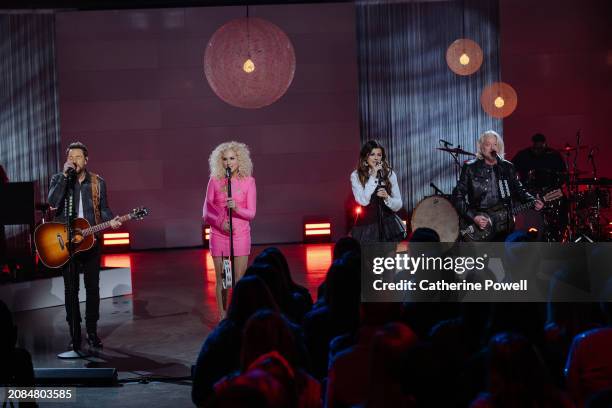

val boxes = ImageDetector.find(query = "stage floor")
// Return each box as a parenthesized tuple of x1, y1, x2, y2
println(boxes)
(12, 243, 333, 407)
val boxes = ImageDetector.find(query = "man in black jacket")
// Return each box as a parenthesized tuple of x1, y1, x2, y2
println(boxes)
(48, 142, 121, 349)
(453, 130, 543, 241)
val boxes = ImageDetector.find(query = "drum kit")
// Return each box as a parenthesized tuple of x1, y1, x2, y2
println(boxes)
(410, 139, 611, 242)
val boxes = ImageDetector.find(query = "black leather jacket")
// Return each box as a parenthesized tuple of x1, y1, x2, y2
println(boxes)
(453, 158, 534, 222)
(48, 170, 114, 226)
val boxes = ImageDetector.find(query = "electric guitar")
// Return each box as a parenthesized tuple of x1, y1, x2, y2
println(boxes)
(34, 207, 148, 268)
(460, 189, 562, 242)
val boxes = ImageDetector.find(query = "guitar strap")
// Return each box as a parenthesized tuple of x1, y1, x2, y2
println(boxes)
(90, 172, 102, 225)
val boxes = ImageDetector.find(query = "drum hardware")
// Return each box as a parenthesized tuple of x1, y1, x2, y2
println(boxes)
(436, 141, 477, 183)
(436, 146, 477, 156)
(429, 182, 446, 196)
(410, 195, 459, 243)
(553, 144, 588, 153)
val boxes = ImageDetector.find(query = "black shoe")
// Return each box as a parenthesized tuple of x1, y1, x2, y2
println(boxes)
(87, 332, 103, 349)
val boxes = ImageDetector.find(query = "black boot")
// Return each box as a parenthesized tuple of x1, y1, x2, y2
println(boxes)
(86, 331, 103, 349)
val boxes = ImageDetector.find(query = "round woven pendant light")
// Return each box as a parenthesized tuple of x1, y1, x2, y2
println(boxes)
(446, 38, 483, 76)
(480, 82, 518, 118)
(204, 17, 296, 109)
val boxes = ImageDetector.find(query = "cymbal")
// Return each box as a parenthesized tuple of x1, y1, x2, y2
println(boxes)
(436, 147, 476, 157)
(554, 144, 588, 152)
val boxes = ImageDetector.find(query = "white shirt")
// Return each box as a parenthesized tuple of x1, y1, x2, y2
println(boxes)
(78, 190, 84, 218)
(350, 170, 403, 212)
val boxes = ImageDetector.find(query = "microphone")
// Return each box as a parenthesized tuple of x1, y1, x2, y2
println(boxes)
(225, 166, 232, 178)
(440, 139, 454, 147)
(375, 161, 385, 178)
(65, 163, 77, 178)
(491, 150, 502, 163)
(375, 161, 386, 190)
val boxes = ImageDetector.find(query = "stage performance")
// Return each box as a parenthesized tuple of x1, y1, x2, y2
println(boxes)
(1, 1, 611, 407)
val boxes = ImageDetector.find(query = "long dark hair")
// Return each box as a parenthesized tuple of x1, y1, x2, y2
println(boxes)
(356, 140, 392, 194)
(226, 275, 279, 328)
(240, 310, 298, 371)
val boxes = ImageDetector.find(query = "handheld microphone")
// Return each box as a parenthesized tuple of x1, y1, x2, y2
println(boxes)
(491, 150, 502, 163)
(226, 166, 233, 200)
(375, 161, 385, 178)
(588, 148, 595, 160)
(440, 139, 454, 147)
(65, 163, 77, 178)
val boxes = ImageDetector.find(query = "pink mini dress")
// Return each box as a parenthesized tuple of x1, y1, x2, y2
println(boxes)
(202, 176, 256, 257)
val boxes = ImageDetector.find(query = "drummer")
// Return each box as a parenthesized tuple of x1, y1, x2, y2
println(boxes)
(511, 133, 566, 189)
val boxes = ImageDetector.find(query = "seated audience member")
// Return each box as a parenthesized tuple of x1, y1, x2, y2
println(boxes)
(565, 297, 612, 407)
(326, 303, 402, 408)
(360, 322, 418, 408)
(0, 300, 35, 387)
(471, 332, 572, 408)
(544, 301, 603, 386)
(429, 302, 491, 406)
(212, 352, 298, 408)
(255, 248, 313, 322)
(315, 236, 361, 306)
(216, 311, 320, 408)
(302, 252, 361, 380)
(245, 262, 305, 324)
(192, 276, 278, 406)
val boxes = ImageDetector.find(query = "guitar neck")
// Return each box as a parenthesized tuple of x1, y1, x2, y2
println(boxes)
(82, 214, 132, 237)
(511, 200, 535, 216)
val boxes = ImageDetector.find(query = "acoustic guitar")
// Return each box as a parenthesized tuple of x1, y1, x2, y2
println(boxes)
(460, 189, 562, 242)
(34, 207, 148, 268)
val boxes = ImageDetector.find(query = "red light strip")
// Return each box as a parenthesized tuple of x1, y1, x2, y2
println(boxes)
(104, 239, 130, 246)
(305, 223, 331, 229)
(104, 232, 130, 239)
(305, 229, 331, 236)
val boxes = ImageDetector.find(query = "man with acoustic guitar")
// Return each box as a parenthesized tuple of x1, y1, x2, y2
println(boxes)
(453, 130, 544, 242)
(48, 142, 121, 350)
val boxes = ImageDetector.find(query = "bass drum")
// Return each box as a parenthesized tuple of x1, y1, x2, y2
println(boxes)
(410, 195, 459, 242)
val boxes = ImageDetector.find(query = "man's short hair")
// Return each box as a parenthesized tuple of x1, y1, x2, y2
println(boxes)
(531, 133, 546, 143)
(66, 142, 88, 158)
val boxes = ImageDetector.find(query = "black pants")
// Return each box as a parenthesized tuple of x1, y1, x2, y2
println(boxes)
(62, 243, 101, 333)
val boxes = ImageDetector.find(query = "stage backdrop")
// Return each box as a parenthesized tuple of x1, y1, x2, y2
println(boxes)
(55, 4, 360, 249)
(500, 0, 612, 178)
(0, 13, 61, 249)
(356, 0, 502, 212)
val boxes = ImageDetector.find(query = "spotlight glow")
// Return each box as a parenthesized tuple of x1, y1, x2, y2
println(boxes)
(459, 53, 470, 65)
(243, 59, 255, 73)
(494, 96, 505, 108)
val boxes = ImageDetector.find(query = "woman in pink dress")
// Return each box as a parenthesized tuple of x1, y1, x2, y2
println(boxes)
(203, 141, 256, 317)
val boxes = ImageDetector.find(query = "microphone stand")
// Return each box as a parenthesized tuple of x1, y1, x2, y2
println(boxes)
(588, 149, 602, 239)
(376, 168, 385, 241)
(58, 169, 88, 359)
(226, 167, 235, 289)
(429, 182, 445, 196)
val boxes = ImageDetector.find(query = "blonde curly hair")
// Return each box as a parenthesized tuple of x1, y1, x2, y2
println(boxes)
(476, 130, 505, 160)
(209, 141, 253, 179)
